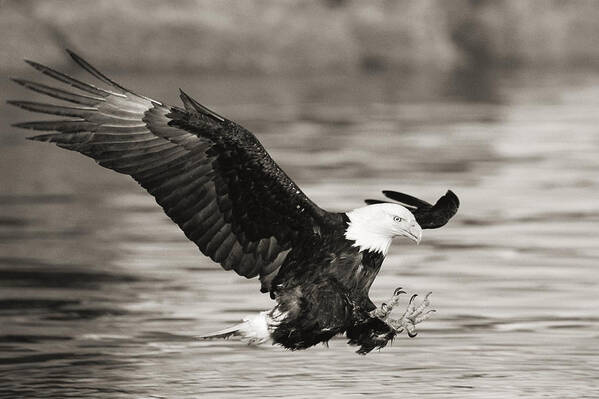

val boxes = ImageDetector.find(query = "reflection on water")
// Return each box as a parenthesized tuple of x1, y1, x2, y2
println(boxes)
(1, 69, 598, 398)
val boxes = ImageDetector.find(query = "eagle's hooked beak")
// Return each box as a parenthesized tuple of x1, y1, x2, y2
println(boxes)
(403, 223, 422, 244)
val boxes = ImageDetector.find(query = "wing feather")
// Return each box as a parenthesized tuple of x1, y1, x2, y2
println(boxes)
(376, 190, 459, 229)
(15, 120, 97, 133)
(11, 78, 103, 106)
(382, 190, 430, 209)
(24, 59, 114, 97)
(9, 52, 329, 291)
(10, 51, 340, 293)
(7, 101, 97, 118)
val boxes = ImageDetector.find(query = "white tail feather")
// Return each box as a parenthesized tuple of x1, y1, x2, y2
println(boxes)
(198, 324, 244, 340)
(198, 311, 273, 345)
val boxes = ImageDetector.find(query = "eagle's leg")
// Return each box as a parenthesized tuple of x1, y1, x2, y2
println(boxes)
(369, 287, 406, 319)
(387, 292, 435, 337)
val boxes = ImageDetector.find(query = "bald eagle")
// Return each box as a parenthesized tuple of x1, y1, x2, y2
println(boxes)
(9, 51, 459, 354)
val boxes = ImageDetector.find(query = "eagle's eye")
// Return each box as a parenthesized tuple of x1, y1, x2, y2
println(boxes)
(393, 216, 404, 223)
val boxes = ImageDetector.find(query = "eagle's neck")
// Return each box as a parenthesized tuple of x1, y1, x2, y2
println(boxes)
(344, 211, 392, 256)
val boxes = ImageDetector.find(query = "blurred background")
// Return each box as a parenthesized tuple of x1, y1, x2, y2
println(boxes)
(3, 0, 599, 74)
(1, 1, 598, 398)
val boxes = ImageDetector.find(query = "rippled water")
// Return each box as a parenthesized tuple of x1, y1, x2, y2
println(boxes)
(1, 69, 598, 398)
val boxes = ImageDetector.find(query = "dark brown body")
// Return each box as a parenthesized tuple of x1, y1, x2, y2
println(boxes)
(270, 232, 395, 354)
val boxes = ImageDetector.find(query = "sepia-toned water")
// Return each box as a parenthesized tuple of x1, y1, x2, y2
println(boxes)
(1, 68, 598, 398)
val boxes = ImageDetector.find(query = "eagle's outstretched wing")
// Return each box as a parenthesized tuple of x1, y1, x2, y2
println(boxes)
(9, 50, 335, 293)
(365, 190, 459, 229)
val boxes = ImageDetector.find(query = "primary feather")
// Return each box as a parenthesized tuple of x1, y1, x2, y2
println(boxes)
(10, 50, 334, 294)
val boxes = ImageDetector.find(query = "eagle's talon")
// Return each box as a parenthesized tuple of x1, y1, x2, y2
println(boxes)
(413, 292, 432, 315)
(371, 287, 407, 320)
(387, 291, 435, 338)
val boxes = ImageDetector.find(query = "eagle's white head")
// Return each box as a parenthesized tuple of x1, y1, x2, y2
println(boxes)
(345, 203, 422, 255)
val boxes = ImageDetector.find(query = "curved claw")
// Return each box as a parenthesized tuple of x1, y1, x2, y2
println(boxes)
(408, 330, 418, 338)
(394, 287, 406, 296)
(409, 294, 418, 304)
